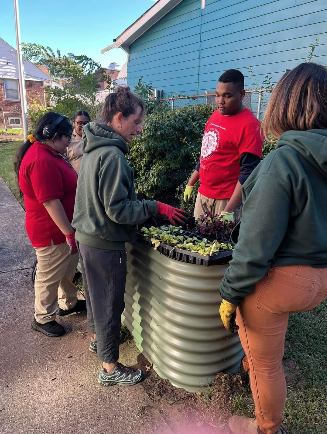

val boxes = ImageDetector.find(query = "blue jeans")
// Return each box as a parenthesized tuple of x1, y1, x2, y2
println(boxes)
(78, 243, 127, 363)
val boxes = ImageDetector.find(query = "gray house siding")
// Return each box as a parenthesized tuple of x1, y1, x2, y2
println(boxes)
(127, 0, 327, 96)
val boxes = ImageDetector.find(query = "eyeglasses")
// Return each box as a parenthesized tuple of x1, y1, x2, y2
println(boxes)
(75, 121, 89, 126)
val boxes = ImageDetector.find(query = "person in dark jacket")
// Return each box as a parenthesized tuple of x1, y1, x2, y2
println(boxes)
(219, 62, 327, 434)
(72, 86, 187, 386)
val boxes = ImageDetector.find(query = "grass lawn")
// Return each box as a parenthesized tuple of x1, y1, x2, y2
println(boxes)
(282, 305, 327, 433)
(0, 141, 24, 205)
(0, 140, 326, 433)
(0, 128, 23, 135)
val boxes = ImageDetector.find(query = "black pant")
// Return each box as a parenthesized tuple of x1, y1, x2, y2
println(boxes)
(78, 243, 127, 363)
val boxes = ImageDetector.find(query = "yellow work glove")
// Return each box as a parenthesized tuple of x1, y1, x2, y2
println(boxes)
(183, 185, 194, 202)
(219, 299, 239, 333)
(220, 211, 234, 222)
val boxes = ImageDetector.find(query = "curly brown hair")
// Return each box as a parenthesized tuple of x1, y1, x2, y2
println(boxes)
(262, 62, 327, 139)
(102, 86, 145, 123)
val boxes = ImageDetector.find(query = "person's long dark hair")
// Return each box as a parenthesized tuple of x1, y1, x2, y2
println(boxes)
(14, 112, 73, 194)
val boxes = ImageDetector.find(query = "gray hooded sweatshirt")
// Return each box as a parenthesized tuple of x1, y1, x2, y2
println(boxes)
(72, 122, 158, 250)
(220, 129, 327, 305)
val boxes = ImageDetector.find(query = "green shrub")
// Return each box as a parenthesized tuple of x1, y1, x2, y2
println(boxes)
(27, 98, 102, 132)
(28, 100, 51, 132)
(262, 136, 278, 158)
(175, 180, 199, 214)
(128, 104, 215, 206)
(51, 94, 103, 122)
(133, 77, 169, 116)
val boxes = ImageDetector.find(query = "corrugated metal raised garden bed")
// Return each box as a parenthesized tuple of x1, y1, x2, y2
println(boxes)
(123, 214, 244, 392)
(138, 225, 233, 266)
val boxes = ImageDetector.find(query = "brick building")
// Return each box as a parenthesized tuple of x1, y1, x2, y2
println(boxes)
(0, 38, 50, 129)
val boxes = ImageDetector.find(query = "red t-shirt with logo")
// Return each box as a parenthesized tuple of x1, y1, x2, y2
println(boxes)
(19, 141, 77, 247)
(198, 108, 263, 199)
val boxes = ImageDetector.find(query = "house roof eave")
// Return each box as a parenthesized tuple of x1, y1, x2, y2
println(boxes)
(0, 37, 51, 81)
(101, 0, 183, 54)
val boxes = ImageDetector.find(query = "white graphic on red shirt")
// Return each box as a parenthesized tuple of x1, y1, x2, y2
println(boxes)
(201, 129, 219, 159)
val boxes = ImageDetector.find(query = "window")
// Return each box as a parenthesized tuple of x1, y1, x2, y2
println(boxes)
(4, 79, 19, 100)
(8, 117, 21, 126)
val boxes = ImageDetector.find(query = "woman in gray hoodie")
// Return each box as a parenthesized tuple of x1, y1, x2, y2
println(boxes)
(72, 86, 187, 386)
(219, 63, 327, 434)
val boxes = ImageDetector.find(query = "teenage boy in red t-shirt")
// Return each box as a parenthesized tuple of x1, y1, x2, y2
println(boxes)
(184, 69, 263, 220)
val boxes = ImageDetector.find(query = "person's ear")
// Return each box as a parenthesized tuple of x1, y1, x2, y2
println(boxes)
(116, 112, 124, 130)
(240, 89, 245, 101)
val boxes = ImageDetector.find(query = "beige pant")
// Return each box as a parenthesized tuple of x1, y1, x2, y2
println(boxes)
(194, 192, 241, 219)
(34, 242, 79, 323)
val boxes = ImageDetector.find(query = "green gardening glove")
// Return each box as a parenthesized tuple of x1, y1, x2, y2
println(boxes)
(219, 299, 239, 333)
(220, 211, 234, 222)
(184, 185, 194, 202)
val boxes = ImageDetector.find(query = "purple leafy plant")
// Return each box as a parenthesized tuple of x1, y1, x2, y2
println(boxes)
(194, 211, 237, 242)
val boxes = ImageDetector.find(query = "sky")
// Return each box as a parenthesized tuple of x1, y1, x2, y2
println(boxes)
(1, 0, 158, 70)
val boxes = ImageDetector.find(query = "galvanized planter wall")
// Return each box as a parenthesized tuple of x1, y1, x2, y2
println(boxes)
(123, 240, 244, 392)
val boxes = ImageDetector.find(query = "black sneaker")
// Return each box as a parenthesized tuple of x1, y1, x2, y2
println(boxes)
(31, 319, 65, 337)
(98, 363, 143, 386)
(89, 331, 125, 353)
(57, 299, 86, 316)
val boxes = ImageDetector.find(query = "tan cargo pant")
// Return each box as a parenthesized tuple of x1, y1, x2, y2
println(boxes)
(34, 242, 79, 323)
(194, 192, 241, 220)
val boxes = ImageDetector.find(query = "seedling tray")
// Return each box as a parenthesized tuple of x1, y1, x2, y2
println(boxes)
(136, 233, 232, 267)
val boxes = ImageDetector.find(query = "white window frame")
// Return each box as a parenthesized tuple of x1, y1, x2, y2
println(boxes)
(8, 117, 22, 127)
(4, 79, 20, 101)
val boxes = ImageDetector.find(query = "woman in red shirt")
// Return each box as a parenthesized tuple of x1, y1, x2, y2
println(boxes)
(15, 112, 85, 337)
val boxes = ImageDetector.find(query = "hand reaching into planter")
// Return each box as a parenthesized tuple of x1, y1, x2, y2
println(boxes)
(157, 202, 189, 225)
